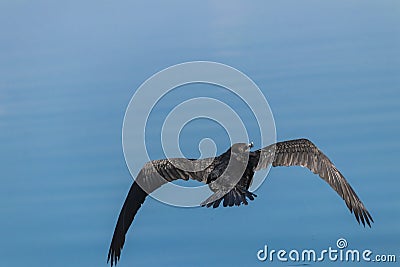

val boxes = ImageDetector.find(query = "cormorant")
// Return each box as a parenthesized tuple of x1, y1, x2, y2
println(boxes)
(107, 138, 373, 266)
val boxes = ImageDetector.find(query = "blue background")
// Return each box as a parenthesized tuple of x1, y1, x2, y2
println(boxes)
(1, 1, 399, 266)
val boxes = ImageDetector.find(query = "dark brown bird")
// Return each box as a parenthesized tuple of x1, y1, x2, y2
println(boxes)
(107, 138, 373, 266)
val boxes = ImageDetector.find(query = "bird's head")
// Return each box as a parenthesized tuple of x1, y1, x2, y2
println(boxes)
(230, 142, 254, 155)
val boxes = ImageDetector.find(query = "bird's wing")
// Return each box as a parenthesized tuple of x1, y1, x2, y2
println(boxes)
(136, 157, 214, 193)
(107, 157, 213, 266)
(252, 138, 373, 227)
(107, 182, 146, 266)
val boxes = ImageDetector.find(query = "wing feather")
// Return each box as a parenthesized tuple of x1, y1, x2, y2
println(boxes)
(107, 182, 147, 266)
(253, 138, 373, 227)
(108, 157, 212, 266)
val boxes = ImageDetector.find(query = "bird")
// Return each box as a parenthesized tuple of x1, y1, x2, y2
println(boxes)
(107, 138, 373, 266)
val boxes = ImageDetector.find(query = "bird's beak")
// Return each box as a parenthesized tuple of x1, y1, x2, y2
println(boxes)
(248, 142, 254, 148)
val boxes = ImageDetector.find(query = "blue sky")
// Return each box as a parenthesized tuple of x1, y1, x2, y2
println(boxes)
(1, 1, 399, 266)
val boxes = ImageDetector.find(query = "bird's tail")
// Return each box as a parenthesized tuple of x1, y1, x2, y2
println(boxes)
(201, 186, 257, 208)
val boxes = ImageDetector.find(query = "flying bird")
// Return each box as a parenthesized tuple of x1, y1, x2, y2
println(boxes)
(107, 138, 373, 266)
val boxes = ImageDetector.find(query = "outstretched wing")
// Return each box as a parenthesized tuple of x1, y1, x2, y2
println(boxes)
(252, 138, 373, 227)
(107, 182, 146, 266)
(107, 157, 213, 266)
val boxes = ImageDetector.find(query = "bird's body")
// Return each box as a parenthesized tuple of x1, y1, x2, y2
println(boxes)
(107, 138, 373, 266)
